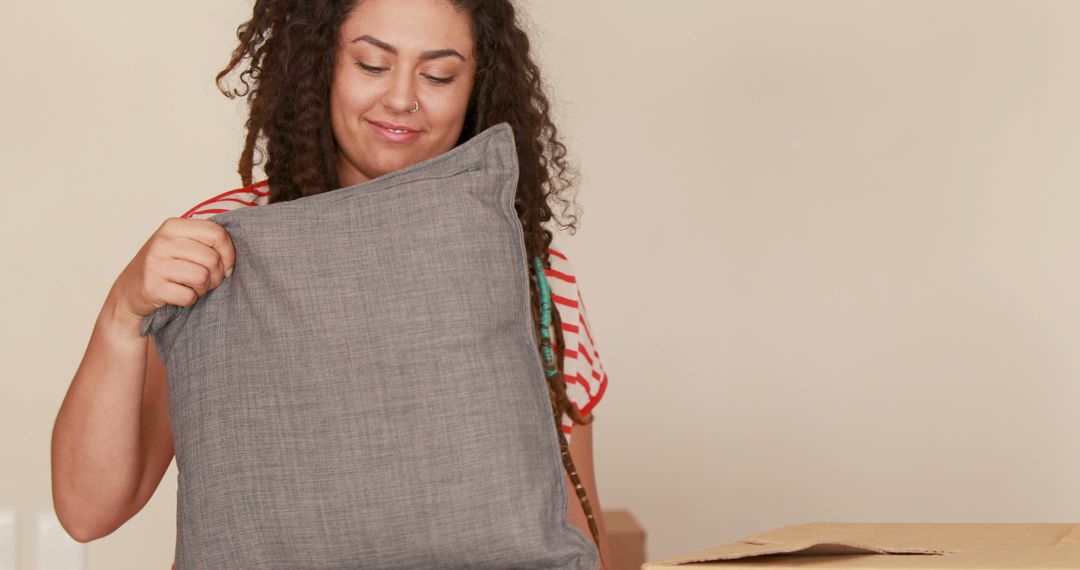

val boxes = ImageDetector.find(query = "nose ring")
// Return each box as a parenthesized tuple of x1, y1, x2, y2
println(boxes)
(408, 101, 419, 113)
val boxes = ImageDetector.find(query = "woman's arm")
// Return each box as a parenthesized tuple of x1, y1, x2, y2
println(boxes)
(564, 420, 614, 569)
(52, 216, 232, 542)
(51, 298, 166, 542)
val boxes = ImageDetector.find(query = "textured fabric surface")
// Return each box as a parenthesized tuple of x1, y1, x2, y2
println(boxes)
(140, 123, 600, 569)
(177, 183, 610, 444)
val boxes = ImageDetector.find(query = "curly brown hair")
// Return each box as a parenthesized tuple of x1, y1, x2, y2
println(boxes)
(213, 0, 602, 554)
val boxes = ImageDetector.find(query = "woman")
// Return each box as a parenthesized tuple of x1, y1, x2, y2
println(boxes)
(51, 0, 612, 566)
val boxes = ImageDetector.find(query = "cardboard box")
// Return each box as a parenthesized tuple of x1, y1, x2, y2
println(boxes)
(605, 509, 646, 570)
(642, 522, 1080, 569)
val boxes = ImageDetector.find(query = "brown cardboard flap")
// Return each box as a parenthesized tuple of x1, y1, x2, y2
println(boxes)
(1055, 524, 1080, 546)
(644, 523, 1080, 567)
(645, 525, 953, 567)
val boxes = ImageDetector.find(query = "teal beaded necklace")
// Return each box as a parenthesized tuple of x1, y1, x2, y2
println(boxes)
(531, 256, 558, 378)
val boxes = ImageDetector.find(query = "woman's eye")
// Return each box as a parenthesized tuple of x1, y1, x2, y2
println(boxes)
(355, 61, 386, 74)
(424, 74, 455, 85)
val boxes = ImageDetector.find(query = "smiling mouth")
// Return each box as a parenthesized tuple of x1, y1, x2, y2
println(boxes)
(367, 119, 420, 132)
(366, 119, 423, 144)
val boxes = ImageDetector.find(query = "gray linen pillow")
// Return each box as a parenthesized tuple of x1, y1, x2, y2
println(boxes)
(140, 122, 600, 570)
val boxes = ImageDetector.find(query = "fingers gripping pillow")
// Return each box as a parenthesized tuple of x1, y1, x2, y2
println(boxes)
(139, 123, 600, 570)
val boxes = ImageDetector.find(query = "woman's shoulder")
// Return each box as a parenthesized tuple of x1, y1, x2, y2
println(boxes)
(545, 245, 586, 320)
(544, 245, 578, 295)
(180, 179, 270, 220)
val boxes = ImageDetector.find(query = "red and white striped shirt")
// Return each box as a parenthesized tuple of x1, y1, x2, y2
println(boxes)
(180, 180, 608, 442)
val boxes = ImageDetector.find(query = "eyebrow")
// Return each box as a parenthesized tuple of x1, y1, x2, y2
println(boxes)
(350, 34, 466, 62)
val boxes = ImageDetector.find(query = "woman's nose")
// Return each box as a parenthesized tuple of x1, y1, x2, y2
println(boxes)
(381, 68, 418, 115)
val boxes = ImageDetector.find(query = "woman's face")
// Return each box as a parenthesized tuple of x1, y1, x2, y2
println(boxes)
(331, 0, 476, 188)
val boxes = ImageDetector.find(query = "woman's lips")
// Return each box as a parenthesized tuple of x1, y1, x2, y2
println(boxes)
(366, 119, 422, 143)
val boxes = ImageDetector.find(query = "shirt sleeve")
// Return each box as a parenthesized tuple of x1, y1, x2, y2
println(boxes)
(181, 182, 269, 219)
(547, 248, 609, 442)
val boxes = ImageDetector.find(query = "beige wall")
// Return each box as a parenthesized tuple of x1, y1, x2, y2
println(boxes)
(2, 0, 1078, 567)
